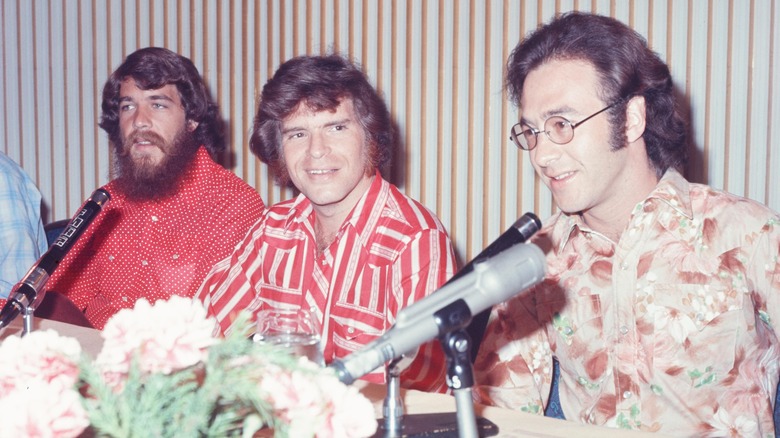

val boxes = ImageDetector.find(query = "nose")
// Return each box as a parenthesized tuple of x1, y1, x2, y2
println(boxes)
(308, 131, 330, 159)
(530, 132, 561, 168)
(132, 106, 152, 129)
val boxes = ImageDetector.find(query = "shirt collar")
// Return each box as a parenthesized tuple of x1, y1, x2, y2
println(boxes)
(556, 169, 693, 251)
(282, 170, 386, 248)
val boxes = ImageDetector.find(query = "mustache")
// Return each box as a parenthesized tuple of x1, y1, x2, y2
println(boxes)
(118, 129, 181, 158)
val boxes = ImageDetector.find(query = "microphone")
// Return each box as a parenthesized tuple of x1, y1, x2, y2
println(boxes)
(0, 188, 111, 329)
(329, 236, 547, 385)
(462, 212, 542, 361)
(460, 213, 542, 270)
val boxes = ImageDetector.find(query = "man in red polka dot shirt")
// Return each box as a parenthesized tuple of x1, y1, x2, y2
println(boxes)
(36, 47, 264, 329)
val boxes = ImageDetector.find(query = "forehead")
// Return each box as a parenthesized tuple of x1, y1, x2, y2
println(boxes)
(119, 78, 182, 103)
(283, 98, 356, 126)
(520, 59, 602, 117)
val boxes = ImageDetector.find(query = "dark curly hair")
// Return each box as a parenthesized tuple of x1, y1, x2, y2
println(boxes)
(98, 47, 225, 155)
(249, 54, 393, 185)
(506, 12, 688, 176)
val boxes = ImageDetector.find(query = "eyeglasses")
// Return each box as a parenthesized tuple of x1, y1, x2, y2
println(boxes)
(509, 101, 621, 151)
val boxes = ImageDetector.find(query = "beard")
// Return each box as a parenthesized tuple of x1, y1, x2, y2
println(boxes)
(113, 127, 199, 201)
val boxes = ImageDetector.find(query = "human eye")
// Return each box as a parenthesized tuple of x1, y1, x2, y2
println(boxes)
(151, 102, 168, 110)
(119, 103, 135, 112)
(521, 127, 537, 141)
(547, 117, 571, 134)
(285, 131, 306, 141)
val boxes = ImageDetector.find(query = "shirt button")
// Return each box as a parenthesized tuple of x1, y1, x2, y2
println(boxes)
(619, 325, 629, 335)
(172, 254, 179, 260)
(141, 260, 149, 266)
(122, 296, 129, 302)
(623, 391, 633, 399)
(151, 215, 159, 222)
(620, 262, 630, 270)
(347, 327, 355, 334)
(108, 255, 115, 261)
(563, 327, 574, 335)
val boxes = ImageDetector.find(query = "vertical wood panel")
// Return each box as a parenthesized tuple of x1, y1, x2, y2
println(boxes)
(0, 0, 777, 264)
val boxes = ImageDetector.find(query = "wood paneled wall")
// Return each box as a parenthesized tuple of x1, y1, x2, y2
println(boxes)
(1, 0, 778, 264)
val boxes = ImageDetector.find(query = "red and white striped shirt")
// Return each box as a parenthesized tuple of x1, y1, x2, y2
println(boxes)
(198, 173, 456, 392)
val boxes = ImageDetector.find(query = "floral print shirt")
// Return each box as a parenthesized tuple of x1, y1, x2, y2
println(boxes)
(474, 170, 780, 437)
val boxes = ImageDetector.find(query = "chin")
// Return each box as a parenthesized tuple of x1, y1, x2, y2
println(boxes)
(133, 157, 163, 171)
(554, 202, 585, 216)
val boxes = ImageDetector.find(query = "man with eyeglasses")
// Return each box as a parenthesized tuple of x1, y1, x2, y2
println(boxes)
(473, 12, 780, 436)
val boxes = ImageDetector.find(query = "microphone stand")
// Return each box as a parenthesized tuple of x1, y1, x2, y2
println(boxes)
(14, 249, 53, 337)
(440, 329, 478, 438)
(375, 322, 483, 437)
(381, 358, 405, 437)
(22, 304, 35, 336)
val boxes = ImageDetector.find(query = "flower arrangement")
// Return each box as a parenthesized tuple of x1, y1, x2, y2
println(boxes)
(0, 296, 377, 438)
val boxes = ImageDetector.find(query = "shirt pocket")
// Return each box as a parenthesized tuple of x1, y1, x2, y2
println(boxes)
(536, 293, 606, 388)
(536, 292, 604, 349)
(329, 303, 385, 358)
(648, 284, 745, 377)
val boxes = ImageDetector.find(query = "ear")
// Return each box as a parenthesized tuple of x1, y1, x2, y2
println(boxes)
(186, 120, 199, 132)
(624, 95, 646, 143)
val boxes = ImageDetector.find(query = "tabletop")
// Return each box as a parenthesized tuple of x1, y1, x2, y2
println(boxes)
(1, 316, 669, 438)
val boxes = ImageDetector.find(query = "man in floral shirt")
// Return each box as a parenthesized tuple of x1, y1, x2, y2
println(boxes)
(474, 12, 780, 436)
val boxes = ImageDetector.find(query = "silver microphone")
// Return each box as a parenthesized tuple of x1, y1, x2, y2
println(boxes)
(330, 241, 546, 384)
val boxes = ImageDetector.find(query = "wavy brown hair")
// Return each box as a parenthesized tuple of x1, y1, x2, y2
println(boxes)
(99, 47, 225, 156)
(249, 54, 393, 185)
(506, 12, 688, 176)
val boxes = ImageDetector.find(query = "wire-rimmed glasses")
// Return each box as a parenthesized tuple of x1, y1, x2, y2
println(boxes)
(509, 100, 622, 151)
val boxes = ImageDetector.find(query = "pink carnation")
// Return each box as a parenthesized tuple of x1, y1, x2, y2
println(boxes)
(95, 296, 217, 389)
(0, 329, 81, 395)
(0, 381, 89, 438)
(259, 359, 377, 437)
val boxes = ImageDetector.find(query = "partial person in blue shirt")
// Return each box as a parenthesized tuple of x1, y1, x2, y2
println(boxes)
(0, 152, 48, 299)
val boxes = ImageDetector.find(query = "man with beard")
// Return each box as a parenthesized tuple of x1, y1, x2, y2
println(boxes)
(35, 47, 264, 329)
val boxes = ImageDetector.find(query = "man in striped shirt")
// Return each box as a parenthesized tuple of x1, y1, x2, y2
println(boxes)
(197, 55, 457, 392)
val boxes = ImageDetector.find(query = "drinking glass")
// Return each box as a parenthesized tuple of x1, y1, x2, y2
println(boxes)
(253, 308, 325, 366)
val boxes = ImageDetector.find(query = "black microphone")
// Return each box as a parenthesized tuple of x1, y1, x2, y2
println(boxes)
(461, 213, 542, 270)
(462, 212, 542, 361)
(0, 188, 111, 329)
(329, 237, 547, 385)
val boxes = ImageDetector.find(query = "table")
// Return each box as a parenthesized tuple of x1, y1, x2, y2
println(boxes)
(355, 382, 668, 438)
(1, 317, 668, 438)
(0, 315, 104, 357)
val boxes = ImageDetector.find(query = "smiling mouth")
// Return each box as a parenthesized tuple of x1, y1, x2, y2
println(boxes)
(551, 171, 574, 181)
(307, 169, 336, 175)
